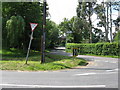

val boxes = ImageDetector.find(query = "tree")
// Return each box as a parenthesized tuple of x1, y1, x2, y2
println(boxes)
(0, 2, 1, 49)
(94, 2, 109, 42)
(113, 16, 120, 42)
(112, 1, 120, 11)
(6, 15, 25, 48)
(2, 2, 59, 50)
(77, 1, 96, 43)
(58, 16, 90, 43)
(109, 2, 113, 42)
(58, 18, 73, 44)
(94, 1, 119, 42)
(2, 2, 43, 50)
(2, 17, 8, 48)
(93, 28, 105, 43)
(114, 31, 120, 43)
(72, 16, 89, 43)
(105, 1, 120, 42)
(45, 20, 59, 48)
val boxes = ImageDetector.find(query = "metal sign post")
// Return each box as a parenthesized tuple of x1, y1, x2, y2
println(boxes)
(25, 31, 33, 64)
(73, 48, 78, 57)
(72, 48, 78, 61)
(25, 23, 38, 64)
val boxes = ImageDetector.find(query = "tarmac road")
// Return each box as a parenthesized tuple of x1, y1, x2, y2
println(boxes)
(1, 47, 118, 88)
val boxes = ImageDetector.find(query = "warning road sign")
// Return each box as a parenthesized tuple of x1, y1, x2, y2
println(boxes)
(30, 23, 38, 31)
(25, 23, 38, 64)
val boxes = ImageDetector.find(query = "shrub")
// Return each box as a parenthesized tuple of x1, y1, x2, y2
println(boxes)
(66, 42, 119, 56)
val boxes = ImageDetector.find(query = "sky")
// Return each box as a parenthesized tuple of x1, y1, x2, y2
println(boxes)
(47, 0, 118, 24)
(47, 0, 78, 24)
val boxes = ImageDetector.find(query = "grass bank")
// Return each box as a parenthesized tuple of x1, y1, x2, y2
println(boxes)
(0, 48, 88, 71)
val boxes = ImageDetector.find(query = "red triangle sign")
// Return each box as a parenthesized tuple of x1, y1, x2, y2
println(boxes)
(30, 23, 38, 31)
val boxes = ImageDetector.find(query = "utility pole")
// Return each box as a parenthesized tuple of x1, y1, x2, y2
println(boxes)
(41, 0, 46, 64)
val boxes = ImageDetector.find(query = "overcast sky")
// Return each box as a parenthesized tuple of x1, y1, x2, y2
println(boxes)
(47, 0, 78, 24)
(47, 0, 118, 25)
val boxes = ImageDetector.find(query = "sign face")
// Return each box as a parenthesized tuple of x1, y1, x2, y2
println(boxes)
(30, 23, 38, 31)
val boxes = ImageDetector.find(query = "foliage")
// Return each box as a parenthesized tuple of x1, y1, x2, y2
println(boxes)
(2, 2, 59, 50)
(73, 16, 90, 43)
(113, 16, 120, 43)
(45, 20, 59, 48)
(113, 16, 120, 31)
(77, 1, 96, 43)
(58, 16, 90, 44)
(2, 2, 43, 50)
(66, 43, 119, 56)
(111, 1, 120, 11)
(92, 28, 105, 43)
(94, 1, 119, 42)
(59, 1, 105, 44)
(2, 17, 8, 48)
(94, 3, 109, 42)
(6, 15, 25, 48)
(114, 31, 120, 43)
(58, 18, 70, 33)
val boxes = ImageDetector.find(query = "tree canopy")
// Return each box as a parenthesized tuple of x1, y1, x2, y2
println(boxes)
(2, 2, 59, 50)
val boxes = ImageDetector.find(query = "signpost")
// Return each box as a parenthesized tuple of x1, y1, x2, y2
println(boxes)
(25, 23, 38, 64)
(73, 48, 78, 57)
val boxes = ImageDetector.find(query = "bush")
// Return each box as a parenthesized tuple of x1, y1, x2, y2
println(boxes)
(66, 43, 119, 56)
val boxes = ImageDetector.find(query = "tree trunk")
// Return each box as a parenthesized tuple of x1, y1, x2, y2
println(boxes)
(106, 2, 109, 42)
(110, 2, 113, 42)
(103, 2, 109, 42)
(88, 2, 92, 43)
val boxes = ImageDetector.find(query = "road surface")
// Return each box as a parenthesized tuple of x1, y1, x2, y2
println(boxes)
(1, 47, 118, 88)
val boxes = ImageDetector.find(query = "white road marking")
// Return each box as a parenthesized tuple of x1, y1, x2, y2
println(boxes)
(105, 61, 109, 62)
(74, 71, 117, 76)
(98, 60, 118, 63)
(109, 61, 118, 63)
(74, 73, 96, 76)
(106, 68, 118, 72)
(0, 84, 106, 88)
(106, 70, 114, 72)
(114, 68, 118, 71)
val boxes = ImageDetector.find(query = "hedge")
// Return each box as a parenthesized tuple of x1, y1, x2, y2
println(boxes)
(66, 43, 119, 56)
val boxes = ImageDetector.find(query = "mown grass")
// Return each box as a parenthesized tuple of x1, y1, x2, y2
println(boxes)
(0, 48, 88, 71)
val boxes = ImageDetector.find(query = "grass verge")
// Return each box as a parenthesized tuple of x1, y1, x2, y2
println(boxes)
(0, 48, 88, 71)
